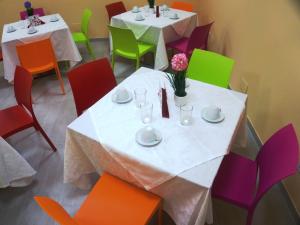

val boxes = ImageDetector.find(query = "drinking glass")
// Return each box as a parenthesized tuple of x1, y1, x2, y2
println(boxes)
(140, 102, 153, 124)
(134, 88, 147, 108)
(180, 105, 193, 125)
(144, 5, 150, 17)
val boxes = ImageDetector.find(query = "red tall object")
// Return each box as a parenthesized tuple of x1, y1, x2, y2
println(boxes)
(105, 1, 127, 21)
(68, 58, 117, 116)
(0, 66, 56, 151)
(212, 124, 299, 225)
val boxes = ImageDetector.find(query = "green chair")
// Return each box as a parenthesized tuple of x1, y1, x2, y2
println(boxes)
(72, 9, 95, 58)
(186, 49, 234, 88)
(108, 25, 155, 70)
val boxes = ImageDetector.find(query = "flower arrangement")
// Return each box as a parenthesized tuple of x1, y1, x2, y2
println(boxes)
(24, 1, 33, 17)
(148, 0, 155, 8)
(166, 53, 189, 97)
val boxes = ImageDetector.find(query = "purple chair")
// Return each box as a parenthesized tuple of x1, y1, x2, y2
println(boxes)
(166, 22, 214, 57)
(212, 124, 299, 225)
(20, 8, 45, 20)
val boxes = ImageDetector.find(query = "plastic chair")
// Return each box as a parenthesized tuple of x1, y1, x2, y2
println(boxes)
(35, 172, 162, 225)
(186, 49, 234, 88)
(106, 1, 127, 21)
(0, 66, 56, 151)
(171, 2, 193, 12)
(108, 25, 155, 70)
(212, 124, 299, 225)
(166, 22, 213, 56)
(72, 9, 95, 58)
(20, 8, 45, 20)
(68, 58, 117, 116)
(16, 39, 65, 94)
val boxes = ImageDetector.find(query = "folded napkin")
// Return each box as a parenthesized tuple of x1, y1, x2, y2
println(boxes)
(161, 88, 169, 118)
(27, 17, 45, 28)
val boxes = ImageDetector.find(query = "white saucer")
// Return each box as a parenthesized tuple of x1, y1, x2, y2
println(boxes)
(111, 92, 132, 104)
(50, 18, 59, 22)
(169, 16, 179, 20)
(7, 28, 16, 33)
(135, 17, 145, 21)
(135, 128, 162, 147)
(27, 29, 38, 34)
(201, 108, 225, 123)
(132, 10, 140, 13)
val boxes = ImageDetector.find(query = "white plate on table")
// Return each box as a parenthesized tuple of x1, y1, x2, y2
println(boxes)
(135, 17, 145, 21)
(111, 93, 133, 104)
(132, 9, 140, 13)
(136, 127, 162, 147)
(50, 18, 59, 22)
(169, 16, 179, 20)
(27, 29, 38, 34)
(201, 108, 225, 123)
(6, 27, 16, 33)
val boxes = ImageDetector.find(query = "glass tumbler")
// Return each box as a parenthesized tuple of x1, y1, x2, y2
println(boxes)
(134, 88, 147, 108)
(140, 103, 153, 124)
(180, 105, 193, 126)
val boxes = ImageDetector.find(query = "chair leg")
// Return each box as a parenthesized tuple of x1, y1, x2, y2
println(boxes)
(85, 40, 95, 59)
(246, 209, 254, 225)
(34, 122, 57, 151)
(54, 66, 65, 95)
(136, 58, 140, 70)
(158, 206, 163, 225)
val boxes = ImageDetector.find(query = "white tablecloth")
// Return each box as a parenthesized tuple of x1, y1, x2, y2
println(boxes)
(64, 67, 247, 225)
(1, 14, 82, 82)
(0, 137, 36, 188)
(111, 8, 198, 70)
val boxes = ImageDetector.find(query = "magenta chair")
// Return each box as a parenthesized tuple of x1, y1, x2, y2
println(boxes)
(20, 8, 45, 20)
(212, 124, 299, 225)
(166, 22, 214, 57)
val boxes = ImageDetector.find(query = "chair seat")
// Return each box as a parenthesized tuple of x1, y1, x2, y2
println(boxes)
(212, 152, 257, 209)
(74, 173, 161, 225)
(115, 42, 154, 59)
(27, 62, 55, 75)
(72, 32, 88, 43)
(0, 105, 33, 138)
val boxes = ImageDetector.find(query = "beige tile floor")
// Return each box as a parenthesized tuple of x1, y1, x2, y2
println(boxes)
(0, 39, 298, 225)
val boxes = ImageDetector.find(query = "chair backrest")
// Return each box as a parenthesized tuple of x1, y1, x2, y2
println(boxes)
(253, 124, 299, 207)
(20, 7, 45, 20)
(106, 1, 126, 21)
(186, 49, 234, 88)
(68, 58, 117, 116)
(16, 39, 57, 70)
(81, 9, 92, 36)
(14, 66, 33, 113)
(34, 196, 78, 225)
(187, 22, 214, 53)
(171, 2, 193, 12)
(108, 25, 139, 56)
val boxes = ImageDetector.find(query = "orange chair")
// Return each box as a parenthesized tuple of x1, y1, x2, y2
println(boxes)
(16, 39, 65, 94)
(35, 172, 162, 225)
(171, 1, 193, 12)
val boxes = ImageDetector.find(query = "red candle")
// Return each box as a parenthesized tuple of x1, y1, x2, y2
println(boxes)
(156, 5, 160, 17)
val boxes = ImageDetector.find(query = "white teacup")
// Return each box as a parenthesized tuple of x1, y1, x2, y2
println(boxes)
(141, 126, 157, 143)
(162, 4, 168, 11)
(7, 26, 15, 32)
(170, 12, 179, 19)
(28, 26, 36, 33)
(205, 105, 221, 121)
(135, 14, 144, 21)
(132, 6, 139, 12)
(50, 15, 58, 21)
(115, 88, 129, 102)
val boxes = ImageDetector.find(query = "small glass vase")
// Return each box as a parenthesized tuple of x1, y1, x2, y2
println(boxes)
(174, 94, 187, 107)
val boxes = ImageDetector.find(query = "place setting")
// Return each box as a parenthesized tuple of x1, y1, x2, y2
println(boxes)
(6, 25, 17, 33)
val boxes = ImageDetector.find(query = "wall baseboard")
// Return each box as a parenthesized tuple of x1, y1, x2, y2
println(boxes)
(247, 118, 300, 224)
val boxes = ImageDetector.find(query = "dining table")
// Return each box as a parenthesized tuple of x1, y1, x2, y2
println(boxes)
(110, 7, 198, 70)
(64, 67, 248, 225)
(0, 137, 36, 188)
(1, 13, 82, 82)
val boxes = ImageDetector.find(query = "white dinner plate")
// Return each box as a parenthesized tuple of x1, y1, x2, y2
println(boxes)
(135, 128, 162, 147)
(111, 93, 133, 104)
(201, 108, 225, 123)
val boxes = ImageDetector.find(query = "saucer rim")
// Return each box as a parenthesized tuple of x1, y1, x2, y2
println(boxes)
(27, 29, 38, 34)
(135, 128, 162, 147)
(135, 17, 145, 21)
(201, 108, 225, 123)
(7, 28, 16, 33)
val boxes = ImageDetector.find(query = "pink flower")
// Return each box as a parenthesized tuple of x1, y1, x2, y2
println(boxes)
(171, 53, 188, 71)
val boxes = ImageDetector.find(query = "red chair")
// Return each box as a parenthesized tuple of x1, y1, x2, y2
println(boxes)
(20, 8, 45, 20)
(166, 22, 214, 57)
(0, 49, 3, 61)
(212, 124, 299, 225)
(105, 1, 127, 21)
(0, 66, 56, 151)
(68, 58, 117, 116)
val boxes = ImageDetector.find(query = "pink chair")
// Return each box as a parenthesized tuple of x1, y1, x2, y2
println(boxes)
(20, 8, 45, 20)
(166, 22, 213, 57)
(212, 124, 299, 225)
